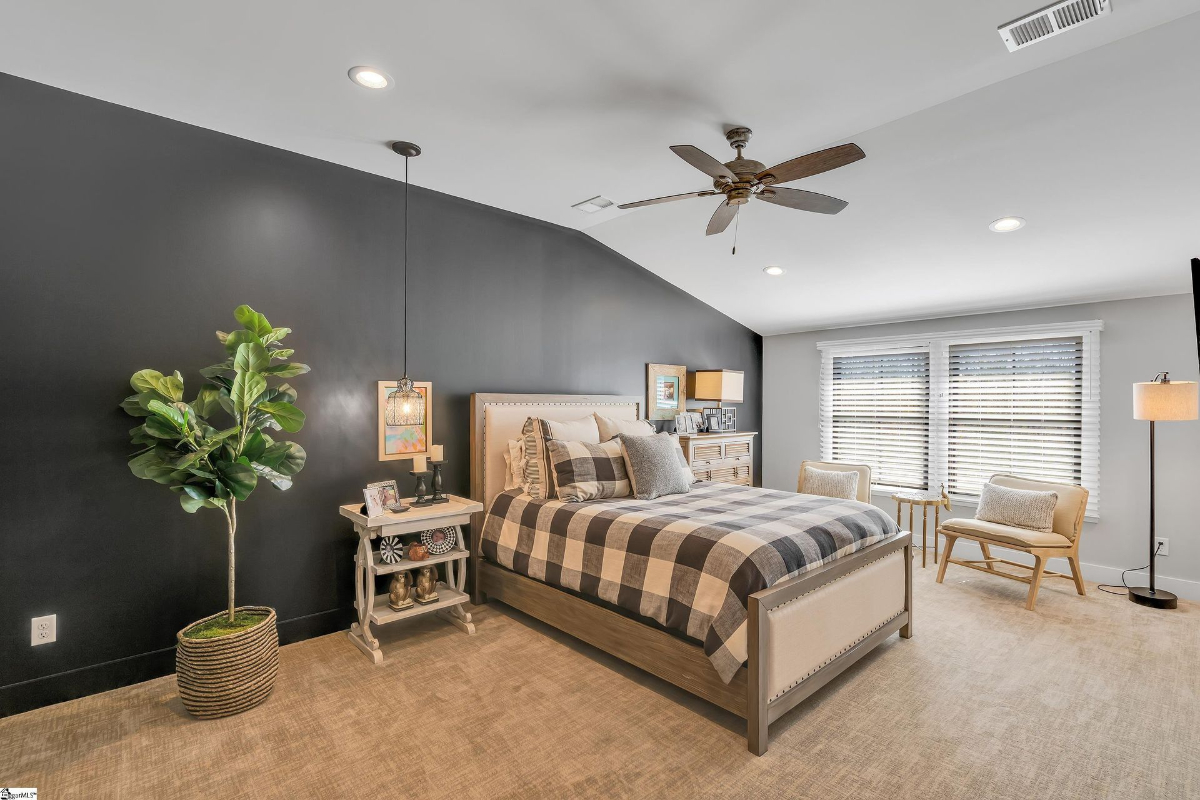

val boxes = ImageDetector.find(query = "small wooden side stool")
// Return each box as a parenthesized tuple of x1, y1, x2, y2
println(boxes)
(891, 487, 951, 568)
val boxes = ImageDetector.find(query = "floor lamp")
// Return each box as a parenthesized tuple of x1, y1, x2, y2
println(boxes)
(1130, 373, 1199, 609)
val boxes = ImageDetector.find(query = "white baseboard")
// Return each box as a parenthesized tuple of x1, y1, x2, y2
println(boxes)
(913, 538, 1200, 602)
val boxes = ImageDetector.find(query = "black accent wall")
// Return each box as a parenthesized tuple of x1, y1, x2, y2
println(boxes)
(0, 73, 762, 715)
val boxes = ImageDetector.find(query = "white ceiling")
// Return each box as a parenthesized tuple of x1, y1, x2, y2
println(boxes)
(2, 1, 1198, 334)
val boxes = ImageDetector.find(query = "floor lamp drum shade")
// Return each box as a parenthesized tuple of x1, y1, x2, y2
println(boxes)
(1133, 380, 1199, 421)
(690, 369, 744, 404)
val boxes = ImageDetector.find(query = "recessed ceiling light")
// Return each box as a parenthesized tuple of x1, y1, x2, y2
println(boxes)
(348, 66, 392, 90)
(763, 266, 786, 276)
(571, 196, 614, 213)
(989, 216, 1026, 233)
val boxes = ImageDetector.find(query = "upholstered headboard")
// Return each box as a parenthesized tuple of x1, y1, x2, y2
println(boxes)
(469, 393, 642, 511)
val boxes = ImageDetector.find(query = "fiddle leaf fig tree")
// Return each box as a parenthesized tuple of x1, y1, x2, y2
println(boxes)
(122, 305, 310, 623)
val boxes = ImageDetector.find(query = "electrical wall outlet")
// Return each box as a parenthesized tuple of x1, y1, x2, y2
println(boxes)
(31, 614, 56, 646)
(1155, 537, 1169, 557)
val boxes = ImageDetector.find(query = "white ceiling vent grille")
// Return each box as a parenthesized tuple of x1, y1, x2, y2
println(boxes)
(998, 0, 1111, 52)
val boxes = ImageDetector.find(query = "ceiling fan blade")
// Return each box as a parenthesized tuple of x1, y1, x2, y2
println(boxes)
(756, 187, 849, 215)
(617, 190, 717, 210)
(671, 145, 736, 182)
(706, 201, 738, 235)
(756, 143, 865, 185)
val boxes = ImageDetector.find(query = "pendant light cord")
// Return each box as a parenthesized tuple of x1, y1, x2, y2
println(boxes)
(403, 154, 409, 377)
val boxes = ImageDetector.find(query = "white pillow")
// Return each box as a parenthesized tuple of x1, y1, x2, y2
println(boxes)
(546, 415, 601, 443)
(669, 434, 698, 484)
(505, 439, 526, 492)
(594, 413, 655, 441)
(801, 466, 859, 500)
(976, 483, 1058, 532)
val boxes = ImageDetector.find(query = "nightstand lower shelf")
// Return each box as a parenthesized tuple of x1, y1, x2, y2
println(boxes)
(368, 582, 468, 625)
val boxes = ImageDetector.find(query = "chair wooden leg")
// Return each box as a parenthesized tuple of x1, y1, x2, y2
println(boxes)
(936, 535, 956, 583)
(979, 542, 996, 571)
(1026, 554, 1047, 611)
(1068, 555, 1086, 596)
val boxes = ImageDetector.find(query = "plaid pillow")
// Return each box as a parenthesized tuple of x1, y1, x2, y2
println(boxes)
(547, 438, 631, 502)
(520, 416, 602, 500)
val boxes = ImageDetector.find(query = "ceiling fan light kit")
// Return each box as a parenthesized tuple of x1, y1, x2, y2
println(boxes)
(619, 126, 865, 248)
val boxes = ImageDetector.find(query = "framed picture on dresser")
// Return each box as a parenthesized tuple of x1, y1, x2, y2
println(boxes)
(378, 380, 432, 461)
(647, 363, 686, 420)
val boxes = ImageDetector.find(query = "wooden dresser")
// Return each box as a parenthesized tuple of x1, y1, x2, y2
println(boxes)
(678, 431, 758, 486)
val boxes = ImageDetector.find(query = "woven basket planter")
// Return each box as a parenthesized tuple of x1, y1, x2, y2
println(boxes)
(176, 606, 278, 719)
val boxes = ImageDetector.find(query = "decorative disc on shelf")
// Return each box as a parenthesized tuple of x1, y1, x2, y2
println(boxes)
(378, 536, 404, 565)
(420, 526, 456, 556)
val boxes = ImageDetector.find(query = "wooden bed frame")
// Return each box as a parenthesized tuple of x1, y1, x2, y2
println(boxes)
(469, 393, 912, 755)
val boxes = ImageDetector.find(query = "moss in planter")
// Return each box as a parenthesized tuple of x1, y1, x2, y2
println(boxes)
(182, 611, 270, 640)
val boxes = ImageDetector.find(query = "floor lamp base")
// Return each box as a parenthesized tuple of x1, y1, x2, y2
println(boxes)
(1128, 586, 1178, 609)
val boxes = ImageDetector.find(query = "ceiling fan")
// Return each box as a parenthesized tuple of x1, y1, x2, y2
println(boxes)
(618, 127, 865, 247)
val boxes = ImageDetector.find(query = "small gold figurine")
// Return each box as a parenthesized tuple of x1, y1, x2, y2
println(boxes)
(388, 571, 414, 611)
(414, 565, 439, 605)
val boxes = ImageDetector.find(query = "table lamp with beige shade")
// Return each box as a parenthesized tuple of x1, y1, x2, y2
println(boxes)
(1131, 373, 1199, 609)
(690, 369, 744, 431)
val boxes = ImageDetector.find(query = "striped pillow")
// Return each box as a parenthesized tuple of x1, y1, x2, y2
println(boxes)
(519, 416, 602, 500)
(548, 438, 631, 501)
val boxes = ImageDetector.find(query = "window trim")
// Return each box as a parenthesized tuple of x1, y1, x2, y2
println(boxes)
(818, 320, 1103, 520)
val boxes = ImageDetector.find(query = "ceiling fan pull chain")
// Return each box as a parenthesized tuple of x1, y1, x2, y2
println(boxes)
(732, 207, 740, 255)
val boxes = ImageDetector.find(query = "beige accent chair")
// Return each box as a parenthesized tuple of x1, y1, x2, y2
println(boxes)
(935, 474, 1089, 611)
(797, 460, 872, 503)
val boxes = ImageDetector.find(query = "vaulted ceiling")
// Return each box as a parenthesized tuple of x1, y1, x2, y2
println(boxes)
(3, 1, 1198, 333)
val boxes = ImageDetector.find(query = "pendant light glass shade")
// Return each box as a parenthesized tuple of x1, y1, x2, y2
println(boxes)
(386, 376, 425, 426)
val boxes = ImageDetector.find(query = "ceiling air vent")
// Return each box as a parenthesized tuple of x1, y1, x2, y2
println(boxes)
(998, 0, 1111, 52)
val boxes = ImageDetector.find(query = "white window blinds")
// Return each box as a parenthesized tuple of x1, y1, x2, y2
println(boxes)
(943, 337, 1096, 502)
(820, 350, 930, 490)
(818, 321, 1101, 518)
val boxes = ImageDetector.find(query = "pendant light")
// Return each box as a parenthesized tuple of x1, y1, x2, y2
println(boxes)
(385, 141, 426, 427)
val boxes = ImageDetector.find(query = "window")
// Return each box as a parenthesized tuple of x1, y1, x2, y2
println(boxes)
(819, 321, 1101, 518)
(821, 350, 930, 490)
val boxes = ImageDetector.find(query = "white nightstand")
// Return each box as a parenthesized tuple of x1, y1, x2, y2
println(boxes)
(339, 494, 483, 664)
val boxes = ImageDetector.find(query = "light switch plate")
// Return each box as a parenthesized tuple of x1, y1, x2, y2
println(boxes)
(32, 614, 56, 645)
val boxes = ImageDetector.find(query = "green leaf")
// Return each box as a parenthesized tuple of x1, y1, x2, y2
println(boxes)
(180, 494, 210, 513)
(129, 425, 158, 446)
(129, 449, 169, 479)
(251, 463, 293, 490)
(234, 304, 274, 338)
(242, 429, 267, 462)
(146, 399, 186, 429)
(181, 484, 212, 502)
(257, 401, 305, 432)
(215, 460, 257, 501)
(120, 394, 151, 417)
(130, 369, 164, 394)
(216, 330, 230, 345)
(144, 415, 183, 439)
(200, 360, 233, 378)
(162, 371, 185, 402)
(258, 441, 306, 475)
(231, 371, 266, 417)
(223, 329, 263, 355)
(259, 383, 297, 406)
(192, 385, 222, 419)
(262, 327, 291, 345)
(268, 348, 294, 360)
(262, 362, 310, 378)
(234, 342, 270, 374)
(217, 388, 236, 418)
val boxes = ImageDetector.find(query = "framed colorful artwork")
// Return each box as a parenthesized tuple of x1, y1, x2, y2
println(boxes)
(647, 363, 686, 421)
(377, 380, 432, 461)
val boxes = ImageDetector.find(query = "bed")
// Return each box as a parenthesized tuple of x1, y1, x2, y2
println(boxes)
(469, 393, 912, 755)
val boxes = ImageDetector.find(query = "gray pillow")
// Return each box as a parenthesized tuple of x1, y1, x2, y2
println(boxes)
(618, 433, 692, 500)
(975, 483, 1058, 532)
(801, 466, 859, 500)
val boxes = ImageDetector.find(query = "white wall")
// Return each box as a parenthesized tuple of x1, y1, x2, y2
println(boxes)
(764, 294, 1200, 600)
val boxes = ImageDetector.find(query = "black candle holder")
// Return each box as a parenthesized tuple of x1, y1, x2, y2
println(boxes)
(411, 470, 433, 506)
(428, 460, 449, 504)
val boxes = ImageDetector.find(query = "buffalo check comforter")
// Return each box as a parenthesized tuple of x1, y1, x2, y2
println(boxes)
(481, 482, 900, 682)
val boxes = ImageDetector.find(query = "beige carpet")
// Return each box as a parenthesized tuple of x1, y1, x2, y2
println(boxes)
(3, 566, 1197, 799)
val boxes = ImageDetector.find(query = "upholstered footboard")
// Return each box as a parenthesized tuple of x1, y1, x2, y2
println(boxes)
(747, 532, 912, 754)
